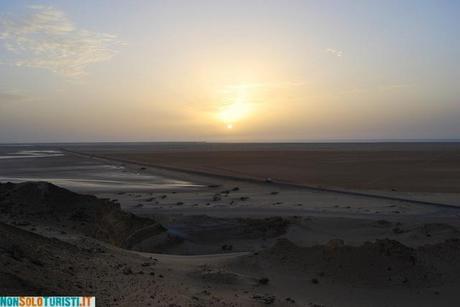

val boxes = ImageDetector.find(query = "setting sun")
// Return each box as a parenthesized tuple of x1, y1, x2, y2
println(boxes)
(217, 85, 252, 128)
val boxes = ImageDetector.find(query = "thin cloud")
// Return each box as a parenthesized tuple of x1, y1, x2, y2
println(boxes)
(223, 81, 308, 91)
(0, 6, 123, 77)
(340, 83, 415, 96)
(325, 48, 343, 57)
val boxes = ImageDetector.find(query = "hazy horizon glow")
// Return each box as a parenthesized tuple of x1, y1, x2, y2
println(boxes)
(1, 1, 459, 142)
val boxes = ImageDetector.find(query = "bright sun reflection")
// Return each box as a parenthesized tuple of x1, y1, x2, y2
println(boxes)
(217, 85, 252, 128)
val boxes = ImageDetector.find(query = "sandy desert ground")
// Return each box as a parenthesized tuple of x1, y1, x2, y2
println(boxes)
(1, 143, 460, 306)
(66, 142, 460, 203)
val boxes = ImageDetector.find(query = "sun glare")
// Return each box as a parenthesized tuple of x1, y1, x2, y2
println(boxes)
(217, 85, 252, 128)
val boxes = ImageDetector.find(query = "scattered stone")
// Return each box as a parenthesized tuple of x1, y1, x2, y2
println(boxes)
(376, 219, 391, 226)
(122, 267, 133, 275)
(30, 258, 44, 266)
(392, 227, 405, 234)
(221, 244, 233, 251)
(253, 295, 275, 304)
(258, 277, 269, 285)
(325, 239, 344, 251)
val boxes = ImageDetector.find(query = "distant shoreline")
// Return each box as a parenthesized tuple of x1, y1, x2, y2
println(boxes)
(2, 140, 460, 146)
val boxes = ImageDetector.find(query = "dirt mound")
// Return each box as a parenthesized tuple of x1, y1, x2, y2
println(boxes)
(240, 238, 460, 288)
(0, 221, 83, 295)
(417, 223, 459, 237)
(0, 181, 91, 212)
(0, 182, 165, 247)
(0, 221, 183, 306)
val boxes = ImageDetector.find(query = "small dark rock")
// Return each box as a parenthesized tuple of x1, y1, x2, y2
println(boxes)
(221, 244, 233, 251)
(122, 267, 133, 275)
(258, 277, 269, 285)
(253, 295, 275, 304)
(392, 227, 404, 234)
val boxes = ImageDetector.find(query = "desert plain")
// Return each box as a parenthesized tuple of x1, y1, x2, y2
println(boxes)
(1, 142, 460, 306)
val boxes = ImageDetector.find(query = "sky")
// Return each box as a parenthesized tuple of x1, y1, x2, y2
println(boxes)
(0, 0, 459, 142)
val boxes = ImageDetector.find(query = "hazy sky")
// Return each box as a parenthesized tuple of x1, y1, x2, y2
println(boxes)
(0, 0, 459, 142)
